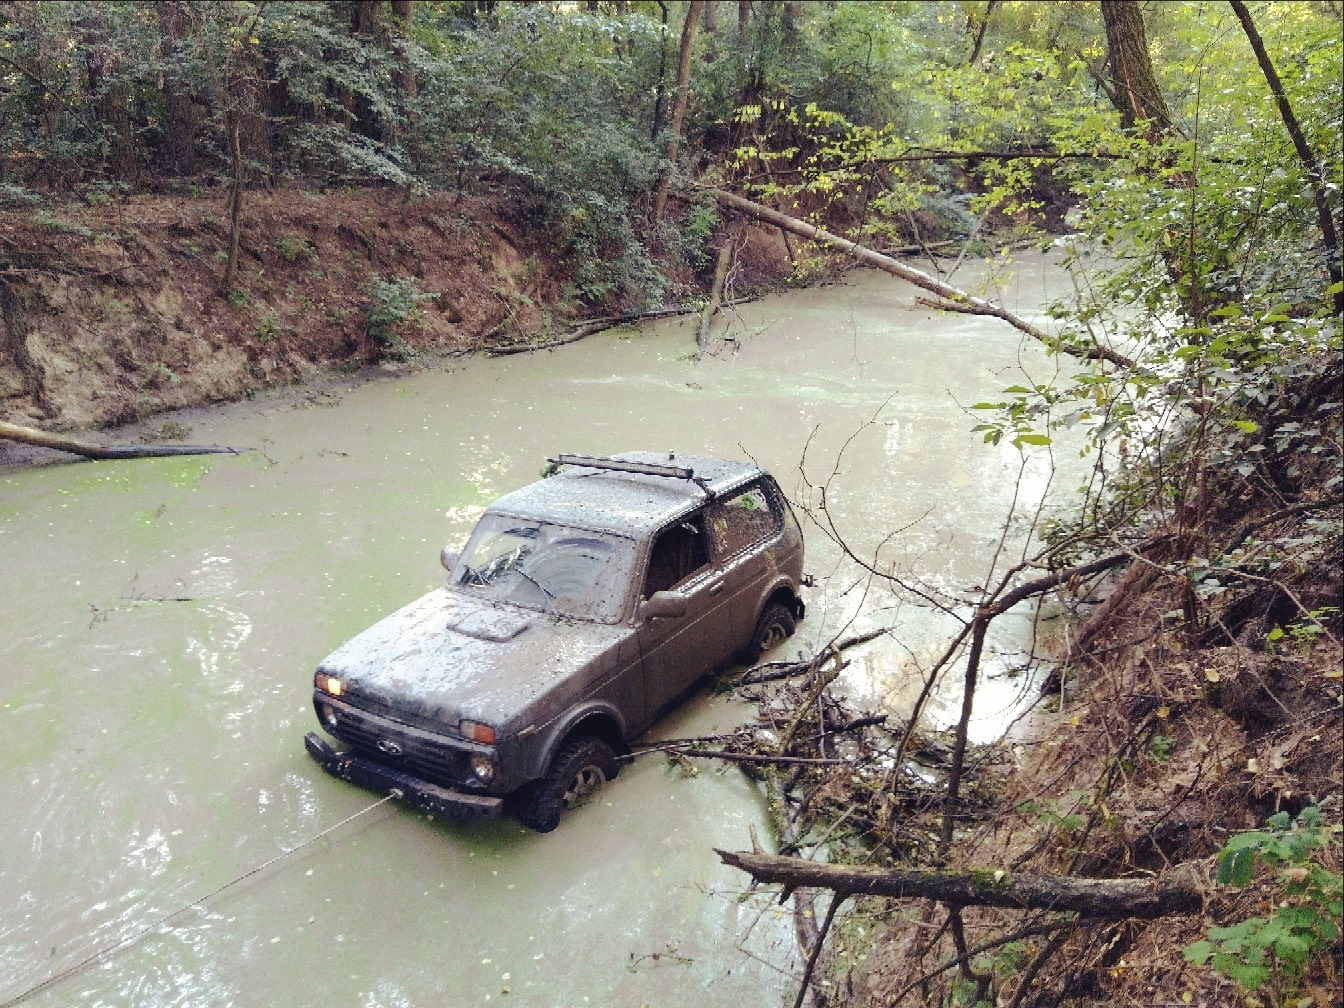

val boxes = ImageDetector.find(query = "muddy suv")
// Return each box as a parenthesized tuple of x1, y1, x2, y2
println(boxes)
(305, 452, 806, 832)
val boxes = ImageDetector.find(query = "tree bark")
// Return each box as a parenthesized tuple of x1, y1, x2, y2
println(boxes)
(705, 186, 1138, 369)
(716, 849, 1204, 919)
(0, 421, 242, 461)
(1099, 1, 1173, 140)
(651, 0, 702, 221)
(1227, 0, 1342, 314)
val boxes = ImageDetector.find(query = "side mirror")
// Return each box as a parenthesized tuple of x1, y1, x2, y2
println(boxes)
(638, 590, 688, 621)
(440, 546, 460, 572)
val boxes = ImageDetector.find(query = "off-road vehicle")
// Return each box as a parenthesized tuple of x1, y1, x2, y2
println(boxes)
(305, 451, 806, 832)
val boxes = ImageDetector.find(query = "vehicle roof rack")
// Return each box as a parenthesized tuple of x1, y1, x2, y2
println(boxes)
(547, 453, 713, 493)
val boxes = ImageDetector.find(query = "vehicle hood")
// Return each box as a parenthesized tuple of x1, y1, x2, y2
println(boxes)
(316, 587, 633, 728)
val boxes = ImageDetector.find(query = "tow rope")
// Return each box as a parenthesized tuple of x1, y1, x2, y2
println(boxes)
(1, 792, 400, 1007)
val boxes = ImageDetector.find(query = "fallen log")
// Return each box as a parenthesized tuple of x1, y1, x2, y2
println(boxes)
(716, 849, 1203, 920)
(0, 420, 244, 461)
(696, 241, 734, 360)
(703, 186, 1138, 370)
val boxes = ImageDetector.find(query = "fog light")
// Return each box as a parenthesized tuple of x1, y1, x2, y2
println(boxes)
(318, 703, 339, 731)
(469, 753, 496, 783)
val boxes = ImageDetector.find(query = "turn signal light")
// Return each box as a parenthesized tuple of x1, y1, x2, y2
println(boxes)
(315, 673, 343, 697)
(459, 719, 497, 744)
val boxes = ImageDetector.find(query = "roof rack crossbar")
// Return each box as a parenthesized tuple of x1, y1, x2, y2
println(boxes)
(549, 453, 695, 481)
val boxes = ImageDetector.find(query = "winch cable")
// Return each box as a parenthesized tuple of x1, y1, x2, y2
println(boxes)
(1, 791, 400, 1008)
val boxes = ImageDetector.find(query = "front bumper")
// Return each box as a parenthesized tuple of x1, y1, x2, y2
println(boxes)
(304, 732, 504, 821)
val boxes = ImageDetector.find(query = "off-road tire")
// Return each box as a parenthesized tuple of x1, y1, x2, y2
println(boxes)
(516, 737, 619, 833)
(740, 602, 796, 664)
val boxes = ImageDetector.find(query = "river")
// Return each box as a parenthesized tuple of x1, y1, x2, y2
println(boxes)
(0, 250, 1079, 1007)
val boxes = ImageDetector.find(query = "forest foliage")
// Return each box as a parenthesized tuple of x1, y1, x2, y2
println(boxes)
(2, 2, 1341, 1004)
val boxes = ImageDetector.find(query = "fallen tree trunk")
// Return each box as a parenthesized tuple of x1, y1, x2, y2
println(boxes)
(0, 420, 244, 461)
(704, 186, 1137, 370)
(696, 241, 734, 360)
(717, 849, 1203, 920)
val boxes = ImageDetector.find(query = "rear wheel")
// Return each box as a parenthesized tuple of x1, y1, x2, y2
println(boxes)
(741, 602, 796, 664)
(516, 737, 619, 833)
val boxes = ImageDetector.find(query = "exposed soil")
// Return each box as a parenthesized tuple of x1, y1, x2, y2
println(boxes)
(0, 184, 795, 438)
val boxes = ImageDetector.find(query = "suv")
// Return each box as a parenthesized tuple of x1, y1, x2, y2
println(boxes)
(304, 452, 806, 832)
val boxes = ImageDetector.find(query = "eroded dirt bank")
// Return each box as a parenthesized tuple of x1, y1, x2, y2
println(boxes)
(0, 185, 791, 432)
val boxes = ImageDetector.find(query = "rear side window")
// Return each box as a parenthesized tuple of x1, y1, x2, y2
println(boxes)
(707, 482, 781, 557)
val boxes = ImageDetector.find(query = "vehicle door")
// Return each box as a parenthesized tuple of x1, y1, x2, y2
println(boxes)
(635, 510, 740, 721)
(702, 480, 786, 646)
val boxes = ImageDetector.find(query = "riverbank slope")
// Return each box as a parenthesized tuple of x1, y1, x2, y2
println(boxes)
(0, 185, 793, 434)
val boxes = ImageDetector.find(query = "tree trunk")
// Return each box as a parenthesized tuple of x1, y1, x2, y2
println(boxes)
(651, 0, 702, 221)
(705, 186, 1138, 369)
(717, 849, 1203, 920)
(650, 1, 669, 141)
(348, 0, 385, 141)
(390, 0, 418, 100)
(0, 421, 242, 461)
(1227, 0, 1342, 314)
(968, 0, 1000, 66)
(81, 15, 139, 184)
(156, 1, 195, 177)
(223, 110, 242, 292)
(1098, 1, 1173, 139)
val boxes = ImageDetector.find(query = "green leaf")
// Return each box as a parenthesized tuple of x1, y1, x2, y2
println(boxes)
(1182, 940, 1214, 965)
(1218, 846, 1258, 887)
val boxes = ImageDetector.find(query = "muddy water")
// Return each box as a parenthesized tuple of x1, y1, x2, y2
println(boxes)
(1, 252, 1079, 1007)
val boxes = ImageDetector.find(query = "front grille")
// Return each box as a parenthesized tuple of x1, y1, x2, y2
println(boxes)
(325, 700, 474, 788)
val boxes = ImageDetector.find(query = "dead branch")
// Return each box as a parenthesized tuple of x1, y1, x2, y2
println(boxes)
(0, 420, 245, 461)
(716, 849, 1204, 920)
(484, 300, 751, 356)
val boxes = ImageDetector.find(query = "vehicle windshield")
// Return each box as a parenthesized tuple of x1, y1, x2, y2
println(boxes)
(450, 513, 637, 622)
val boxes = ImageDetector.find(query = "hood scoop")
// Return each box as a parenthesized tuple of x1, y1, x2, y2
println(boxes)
(445, 608, 531, 643)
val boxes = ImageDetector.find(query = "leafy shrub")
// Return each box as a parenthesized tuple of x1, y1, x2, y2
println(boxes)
(1184, 806, 1343, 994)
(365, 274, 436, 361)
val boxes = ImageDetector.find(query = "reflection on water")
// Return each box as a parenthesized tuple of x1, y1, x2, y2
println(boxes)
(0, 253, 1080, 1007)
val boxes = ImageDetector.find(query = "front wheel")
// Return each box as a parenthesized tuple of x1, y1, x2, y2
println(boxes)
(515, 737, 619, 833)
(740, 602, 796, 664)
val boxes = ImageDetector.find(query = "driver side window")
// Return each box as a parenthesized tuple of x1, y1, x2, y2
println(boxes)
(643, 515, 709, 597)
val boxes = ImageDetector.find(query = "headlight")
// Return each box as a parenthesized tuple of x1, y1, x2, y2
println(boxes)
(315, 672, 343, 697)
(459, 719, 497, 744)
(317, 703, 340, 731)
(469, 753, 496, 783)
